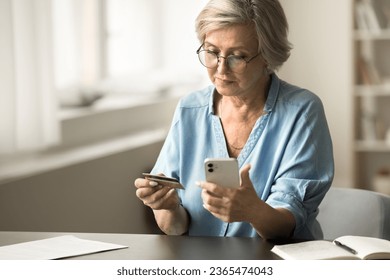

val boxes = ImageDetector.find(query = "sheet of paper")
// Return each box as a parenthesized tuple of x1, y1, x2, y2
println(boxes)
(0, 235, 128, 260)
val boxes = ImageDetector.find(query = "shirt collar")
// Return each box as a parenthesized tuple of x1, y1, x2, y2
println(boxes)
(264, 73, 280, 113)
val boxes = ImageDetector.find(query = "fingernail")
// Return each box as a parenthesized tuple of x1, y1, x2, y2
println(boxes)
(195, 181, 201, 187)
(149, 181, 158, 187)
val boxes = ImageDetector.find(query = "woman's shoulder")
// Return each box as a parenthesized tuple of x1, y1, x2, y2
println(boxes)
(178, 85, 214, 109)
(277, 79, 324, 110)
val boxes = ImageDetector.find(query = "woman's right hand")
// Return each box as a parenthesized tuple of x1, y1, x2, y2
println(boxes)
(134, 176, 180, 211)
(135, 175, 189, 235)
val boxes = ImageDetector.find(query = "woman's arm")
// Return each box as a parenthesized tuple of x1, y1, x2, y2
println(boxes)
(153, 204, 189, 235)
(247, 201, 296, 239)
(135, 178, 189, 235)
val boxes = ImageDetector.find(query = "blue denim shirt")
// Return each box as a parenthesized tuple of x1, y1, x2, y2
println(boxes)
(152, 74, 334, 239)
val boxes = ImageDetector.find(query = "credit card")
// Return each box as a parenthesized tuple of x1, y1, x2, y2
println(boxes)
(142, 173, 184, 189)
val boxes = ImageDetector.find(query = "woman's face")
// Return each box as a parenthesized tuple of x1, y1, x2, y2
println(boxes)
(203, 24, 268, 98)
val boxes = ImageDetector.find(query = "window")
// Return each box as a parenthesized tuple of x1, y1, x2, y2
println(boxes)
(53, 0, 208, 108)
(105, 0, 161, 78)
(0, 0, 208, 156)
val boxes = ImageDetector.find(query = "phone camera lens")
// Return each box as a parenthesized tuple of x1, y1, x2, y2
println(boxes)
(207, 163, 213, 168)
(208, 168, 214, 172)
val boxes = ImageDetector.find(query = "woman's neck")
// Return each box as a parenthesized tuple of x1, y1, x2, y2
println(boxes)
(216, 74, 271, 121)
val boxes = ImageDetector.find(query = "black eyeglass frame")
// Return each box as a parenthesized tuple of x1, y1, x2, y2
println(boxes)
(196, 44, 261, 72)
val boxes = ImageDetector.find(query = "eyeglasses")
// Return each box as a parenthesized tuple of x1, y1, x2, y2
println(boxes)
(196, 44, 261, 73)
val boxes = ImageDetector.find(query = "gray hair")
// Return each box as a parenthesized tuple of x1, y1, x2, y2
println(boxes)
(195, 0, 292, 72)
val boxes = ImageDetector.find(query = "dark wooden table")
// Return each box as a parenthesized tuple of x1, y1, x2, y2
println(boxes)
(0, 231, 280, 259)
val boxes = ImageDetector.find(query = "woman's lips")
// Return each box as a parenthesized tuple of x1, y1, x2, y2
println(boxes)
(215, 76, 235, 85)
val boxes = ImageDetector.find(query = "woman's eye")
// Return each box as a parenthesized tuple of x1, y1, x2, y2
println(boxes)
(232, 53, 246, 58)
(230, 55, 245, 60)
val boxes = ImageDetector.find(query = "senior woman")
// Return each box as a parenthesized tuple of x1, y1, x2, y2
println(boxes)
(134, 0, 334, 240)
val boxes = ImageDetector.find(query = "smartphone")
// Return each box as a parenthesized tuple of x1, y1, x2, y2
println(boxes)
(204, 158, 240, 188)
(142, 173, 184, 189)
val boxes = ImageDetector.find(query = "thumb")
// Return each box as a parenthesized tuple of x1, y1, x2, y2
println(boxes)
(240, 164, 252, 187)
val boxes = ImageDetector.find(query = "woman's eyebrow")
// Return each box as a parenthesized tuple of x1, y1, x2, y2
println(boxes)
(203, 42, 218, 49)
(203, 42, 251, 53)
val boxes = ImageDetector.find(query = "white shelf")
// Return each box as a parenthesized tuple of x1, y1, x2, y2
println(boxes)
(354, 84, 390, 96)
(352, 0, 390, 192)
(354, 29, 390, 40)
(355, 140, 390, 152)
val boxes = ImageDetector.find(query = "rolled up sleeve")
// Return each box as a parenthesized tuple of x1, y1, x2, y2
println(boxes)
(266, 178, 326, 235)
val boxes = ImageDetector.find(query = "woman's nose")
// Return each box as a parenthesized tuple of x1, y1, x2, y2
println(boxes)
(217, 56, 230, 74)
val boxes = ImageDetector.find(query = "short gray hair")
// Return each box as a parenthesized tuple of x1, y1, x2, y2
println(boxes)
(195, 0, 292, 72)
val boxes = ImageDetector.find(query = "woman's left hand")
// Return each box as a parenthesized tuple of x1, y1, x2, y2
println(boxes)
(198, 164, 261, 223)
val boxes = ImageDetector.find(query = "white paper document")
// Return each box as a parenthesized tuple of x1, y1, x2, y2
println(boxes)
(0, 235, 128, 260)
